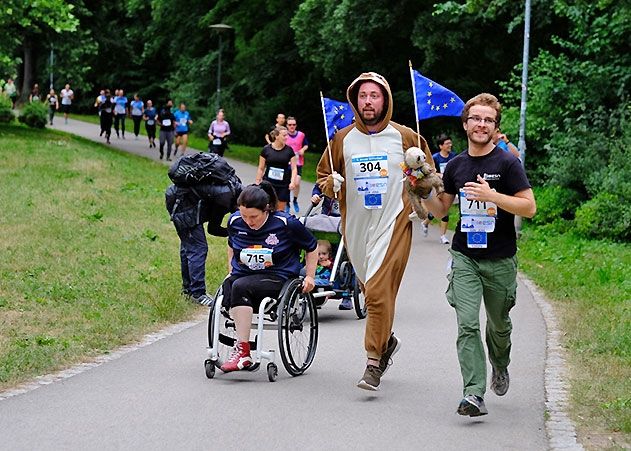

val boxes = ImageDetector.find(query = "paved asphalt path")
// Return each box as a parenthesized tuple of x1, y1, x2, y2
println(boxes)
(0, 119, 547, 450)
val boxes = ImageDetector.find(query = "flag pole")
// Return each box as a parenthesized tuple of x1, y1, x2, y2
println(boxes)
(408, 60, 422, 149)
(319, 91, 337, 198)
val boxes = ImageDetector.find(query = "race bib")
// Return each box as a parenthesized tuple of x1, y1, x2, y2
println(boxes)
(162, 119, 172, 126)
(179, 118, 187, 125)
(240, 247, 273, 270)
(268, 167, 285, 181)
(439, 162, 448, 173)
(352, 153, 388, 209)
(147, 119, 155, 125)
(459, 188, 497, 247)
(212, 138, 222, 145)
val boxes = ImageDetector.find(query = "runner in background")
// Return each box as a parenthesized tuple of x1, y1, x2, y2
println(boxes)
(60, 83, 74, 124)
(157, 99, 176, 160)
(45, 88, 59, 126)
(421, 134, 457, 244)
(207, 108, 231, 156)
(113, 89, 128, 139)
(130, 94, 144, 140)
(98, 89, 114, 145)
(264, 113, 286, 144)
(285, 116, 309, 214)
(174, 102, 193, 156)
(256, 126, 297, 213)
(143, 99, 157, 148)
(94, 90, 106, 136)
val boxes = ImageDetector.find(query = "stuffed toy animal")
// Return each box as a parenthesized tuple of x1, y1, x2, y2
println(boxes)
(400, 146, 445, 220)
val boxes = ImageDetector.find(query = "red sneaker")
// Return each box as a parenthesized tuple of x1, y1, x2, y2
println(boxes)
(220, 341, 253, 372)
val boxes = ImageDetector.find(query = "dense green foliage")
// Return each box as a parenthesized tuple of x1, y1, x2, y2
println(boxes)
(2, 0, 627, 240)
(0, 94, 14, 123)
(18, 101, 47, 128)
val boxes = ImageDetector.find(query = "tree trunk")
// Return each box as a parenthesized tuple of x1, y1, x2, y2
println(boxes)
(19, 36, 34, 105)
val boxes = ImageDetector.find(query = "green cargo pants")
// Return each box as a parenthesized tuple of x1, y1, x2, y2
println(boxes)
(446, 249, 518, 398)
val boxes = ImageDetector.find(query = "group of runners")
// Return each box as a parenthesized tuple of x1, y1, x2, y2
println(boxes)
(170, 70, 536, 419)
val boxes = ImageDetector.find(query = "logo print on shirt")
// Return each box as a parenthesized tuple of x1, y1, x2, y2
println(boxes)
(265, 234, 279, 246)
(483, 173, 501, 181)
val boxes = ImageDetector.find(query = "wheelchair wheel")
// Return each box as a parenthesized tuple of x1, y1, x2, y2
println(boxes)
(353, 277, 367, 319)
(207, 285, 237, 368)
(277, 278, 318, 376)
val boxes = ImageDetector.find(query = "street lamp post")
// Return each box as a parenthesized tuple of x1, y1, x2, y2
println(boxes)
(515, 0, 531, 235)
(49, 44, 54, 90)
(209, 24, 233, 112)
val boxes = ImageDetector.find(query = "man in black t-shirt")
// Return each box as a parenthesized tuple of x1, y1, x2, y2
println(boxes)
(157, 99, 176, 160)
(422, 93, 536, 418)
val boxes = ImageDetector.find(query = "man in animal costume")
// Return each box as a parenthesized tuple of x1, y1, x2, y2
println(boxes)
(316, 72, 434, 390)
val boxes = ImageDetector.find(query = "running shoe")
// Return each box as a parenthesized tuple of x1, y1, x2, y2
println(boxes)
(422, 223, 429, 237)
(440, 235, 450, 244)
(293, 199, 300, 214)
(357, 365, 383, 391)
(379, 333, 402, 375)
(338, 298, 352, 310)
(220, 341, 253, 372)
(457, 395, 488, 417)
(491, 366, 510, 396)
(191, 293, 214, 307)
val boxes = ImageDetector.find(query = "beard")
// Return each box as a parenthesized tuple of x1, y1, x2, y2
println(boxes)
(466, 127, 493, 145)
(360, 109, 382, 126)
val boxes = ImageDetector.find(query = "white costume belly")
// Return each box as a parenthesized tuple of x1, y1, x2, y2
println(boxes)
(342, 125, 404, 283)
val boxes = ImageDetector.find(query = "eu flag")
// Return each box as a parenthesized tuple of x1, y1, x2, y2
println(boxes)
(323, 97, 354, 139)
(411, 69, 464, 120)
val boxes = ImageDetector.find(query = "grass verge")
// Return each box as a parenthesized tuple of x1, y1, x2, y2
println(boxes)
(0, 124, 227, 391)
(517, 225, 630, 446)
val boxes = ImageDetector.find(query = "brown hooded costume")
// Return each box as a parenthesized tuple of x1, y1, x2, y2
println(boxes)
(316, 72, 433, 360)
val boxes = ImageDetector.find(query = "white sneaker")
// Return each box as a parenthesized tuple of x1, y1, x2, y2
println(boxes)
(440, 235, 450, 244)
(421, 223, 429, 237)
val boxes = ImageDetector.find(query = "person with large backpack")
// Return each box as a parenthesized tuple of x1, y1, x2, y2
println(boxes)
(165, 153, 242, 305)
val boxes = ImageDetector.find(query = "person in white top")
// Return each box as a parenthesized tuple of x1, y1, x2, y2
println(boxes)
(60, 83, 74, 124)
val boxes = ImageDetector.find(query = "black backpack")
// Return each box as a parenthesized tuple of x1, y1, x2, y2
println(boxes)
(168, 152, 240, 188)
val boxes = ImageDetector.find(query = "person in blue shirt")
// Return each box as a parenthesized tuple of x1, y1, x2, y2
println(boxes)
(493, 129, 521, 159)
(220, 181, 318, 372)
(113, 89, 129, 139)
(130, 94, 144, 140)
(174, 102, 193, 156)
(143, 99, 157, 148)
(421, 134, 458, 244)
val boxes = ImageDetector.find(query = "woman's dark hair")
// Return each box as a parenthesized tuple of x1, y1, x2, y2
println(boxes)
(237, 181, 278, 212)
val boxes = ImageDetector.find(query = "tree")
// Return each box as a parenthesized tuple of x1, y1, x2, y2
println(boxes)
(0, 0, 78, 102)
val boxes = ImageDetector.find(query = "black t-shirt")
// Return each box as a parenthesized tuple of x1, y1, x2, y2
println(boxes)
(99, 98, 114, 115)
(260, 144, 295, 186)
(157, 108, 175, 131)
(443, 146, 531, 259)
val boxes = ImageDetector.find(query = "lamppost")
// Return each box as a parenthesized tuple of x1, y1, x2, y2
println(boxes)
(209, 23, 233, 112)
(49, 44, 54, 90)
(515, 0, 531, 235)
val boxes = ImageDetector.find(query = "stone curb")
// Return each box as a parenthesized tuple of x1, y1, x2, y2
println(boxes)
(0, 312, 207, 402)
(519, 273, 584, 451)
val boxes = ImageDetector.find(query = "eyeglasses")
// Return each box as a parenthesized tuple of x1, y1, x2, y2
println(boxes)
(287, 123, 296, 127)
(466, 116, 497, 126)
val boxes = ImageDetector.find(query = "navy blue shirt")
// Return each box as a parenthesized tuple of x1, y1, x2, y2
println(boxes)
(432, 151, 457, 174)
(228, 211, 317, 279)
(442, 146, 531, 259)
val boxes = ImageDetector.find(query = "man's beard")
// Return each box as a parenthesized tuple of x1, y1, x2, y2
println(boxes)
(467, 128, 493, 145)
(360, 110, 381, 126)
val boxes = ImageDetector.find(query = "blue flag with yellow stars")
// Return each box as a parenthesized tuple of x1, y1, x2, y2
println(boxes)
(323, 97, 354, 139)
(412, 69, 464, 120)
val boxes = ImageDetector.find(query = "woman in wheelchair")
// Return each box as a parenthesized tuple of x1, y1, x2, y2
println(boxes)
(220, 181, 318, 372)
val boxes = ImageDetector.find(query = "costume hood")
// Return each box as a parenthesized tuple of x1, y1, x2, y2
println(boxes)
(346, 72, 393, 135)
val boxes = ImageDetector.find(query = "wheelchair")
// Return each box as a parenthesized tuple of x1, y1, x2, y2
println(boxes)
(204, 277, 319, 382)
